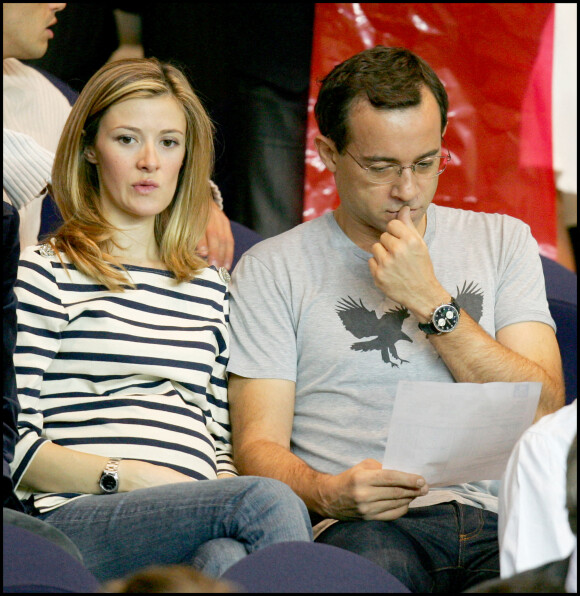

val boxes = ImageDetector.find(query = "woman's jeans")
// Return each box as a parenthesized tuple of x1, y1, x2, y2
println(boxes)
(39, 476, 312, 582)
(315, 502, 499, 593)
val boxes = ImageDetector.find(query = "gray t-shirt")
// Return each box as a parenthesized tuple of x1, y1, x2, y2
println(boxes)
(228, 204, 555, 512)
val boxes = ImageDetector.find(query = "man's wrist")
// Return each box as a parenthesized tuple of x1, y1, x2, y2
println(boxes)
(313, 472, 337, 518)
(412, 292, 453, 324)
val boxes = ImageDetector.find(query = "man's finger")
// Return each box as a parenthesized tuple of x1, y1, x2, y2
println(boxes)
(397, 205, 414, 227)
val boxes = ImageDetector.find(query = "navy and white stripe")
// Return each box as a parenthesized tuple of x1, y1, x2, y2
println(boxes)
(12, 244, 234, 513)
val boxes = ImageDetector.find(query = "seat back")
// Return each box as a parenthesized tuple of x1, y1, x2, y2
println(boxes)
(540, 256, 577, 405)
(222, 540, 411, 593)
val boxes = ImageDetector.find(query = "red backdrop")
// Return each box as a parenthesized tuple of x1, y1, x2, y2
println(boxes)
(303, 3, 557, 257)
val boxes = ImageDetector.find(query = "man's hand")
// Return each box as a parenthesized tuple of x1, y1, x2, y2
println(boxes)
(368, 206, 447, 319)
(318, 459, 429, 521)
(197, 202, 235, 270)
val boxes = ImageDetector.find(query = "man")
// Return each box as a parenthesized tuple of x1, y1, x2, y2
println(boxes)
(227, 46, 565, 592)
(3, 3, 233, 267)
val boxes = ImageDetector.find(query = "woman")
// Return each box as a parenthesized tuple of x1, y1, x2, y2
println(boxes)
(10, 58, 311, 583)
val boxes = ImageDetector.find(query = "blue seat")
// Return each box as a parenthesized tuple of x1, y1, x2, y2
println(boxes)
(230, 220, 263, 270)
(3, 520, 99, 593)
(540, 256, 577, 405)
(222, 541, 410, 593)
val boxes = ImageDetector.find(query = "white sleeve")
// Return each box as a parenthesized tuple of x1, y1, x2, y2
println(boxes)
(499, 425, 575, 577)
(3, 129, 54, 210)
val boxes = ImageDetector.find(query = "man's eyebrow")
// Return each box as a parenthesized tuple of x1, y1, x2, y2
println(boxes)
(113, 126, 185, 135)
(362, 148, 440, 163)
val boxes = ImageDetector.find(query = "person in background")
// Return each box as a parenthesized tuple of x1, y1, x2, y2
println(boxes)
(3, 3, 234, 268)
(467, 433, 576, 593)
(26, 3, 315, 240)
(9, 57, 312, 583)
(498, 400, 577, 578)
(227, 46, 565, 592)
(3, 200, 24, 513)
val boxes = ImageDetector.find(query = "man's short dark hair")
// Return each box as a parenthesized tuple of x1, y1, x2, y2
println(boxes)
(314, 46, 449, 153)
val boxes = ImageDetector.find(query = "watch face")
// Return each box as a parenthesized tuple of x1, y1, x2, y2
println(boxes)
(100, 474, 117, 492)
(433, 304, 459, 332)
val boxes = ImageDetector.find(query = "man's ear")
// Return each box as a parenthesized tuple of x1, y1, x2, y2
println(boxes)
(314, 134, 339, 173)
(84, 146, 98, 164)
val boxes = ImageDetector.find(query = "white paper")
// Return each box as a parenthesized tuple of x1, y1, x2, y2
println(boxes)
(382, 381, 541, 486)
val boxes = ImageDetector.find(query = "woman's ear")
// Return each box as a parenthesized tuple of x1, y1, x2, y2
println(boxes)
(314, 134, 339, 173)
(84, 146, 98, 164)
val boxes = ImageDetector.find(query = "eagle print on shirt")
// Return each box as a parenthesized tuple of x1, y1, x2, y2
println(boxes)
(336, 281, 484, 367)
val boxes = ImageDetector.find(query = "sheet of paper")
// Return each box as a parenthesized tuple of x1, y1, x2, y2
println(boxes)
(382, 381, 541, 486)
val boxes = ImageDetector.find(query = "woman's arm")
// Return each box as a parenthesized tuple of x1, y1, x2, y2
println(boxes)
(20, 442, 193, 494)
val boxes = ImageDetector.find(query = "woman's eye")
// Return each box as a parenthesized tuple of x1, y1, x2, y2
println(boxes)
(161, 139, 178, 148)
(117, 135, 135, 145)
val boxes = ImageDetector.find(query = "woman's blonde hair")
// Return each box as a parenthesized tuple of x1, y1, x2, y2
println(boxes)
(49, 58, 214, 291)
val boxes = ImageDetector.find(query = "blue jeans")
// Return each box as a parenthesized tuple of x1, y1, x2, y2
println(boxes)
(39, 476, 312, 582)
(315, 502, 499, 593)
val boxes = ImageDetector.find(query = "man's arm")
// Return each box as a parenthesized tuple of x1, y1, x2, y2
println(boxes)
(229, 374, 428, 521)
(430, 315, 564, 421)
(369, 207, 565, 421)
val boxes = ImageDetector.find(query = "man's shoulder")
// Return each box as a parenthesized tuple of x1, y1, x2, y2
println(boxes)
(432, 204, 529, 230)
(243, 214, 331, 262)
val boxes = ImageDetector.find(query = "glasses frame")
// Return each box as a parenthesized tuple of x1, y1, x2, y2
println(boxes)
(344, 142, 452, 185)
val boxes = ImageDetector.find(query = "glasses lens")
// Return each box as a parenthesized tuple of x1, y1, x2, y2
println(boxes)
(367, 155, 448, 184)
(414, 156, 448, 179)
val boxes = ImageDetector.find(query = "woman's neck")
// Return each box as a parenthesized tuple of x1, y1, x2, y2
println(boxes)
(109, 226, 166, 269)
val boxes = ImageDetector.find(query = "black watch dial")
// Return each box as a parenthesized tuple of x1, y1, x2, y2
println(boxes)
(100, 474, 117, 492)
(433, 303, 459, 332)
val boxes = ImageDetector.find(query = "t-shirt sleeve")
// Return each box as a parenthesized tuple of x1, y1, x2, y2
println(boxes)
(204, 283, 237, 476)
(11, 247, 67, 488)
(227, 253, 297, 381)
(495, 218, 556, 332)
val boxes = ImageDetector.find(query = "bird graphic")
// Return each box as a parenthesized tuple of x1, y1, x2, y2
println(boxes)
(335, 281, 484, 368)
(454, 280, 484, 323)
(335, 297, 412, 368)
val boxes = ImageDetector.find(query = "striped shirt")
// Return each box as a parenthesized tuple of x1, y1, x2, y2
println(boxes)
(11, 244, 234, 513)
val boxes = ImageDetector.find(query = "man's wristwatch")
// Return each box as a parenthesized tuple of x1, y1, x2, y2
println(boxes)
(418, 297, 461, 335)
(99, 457, 122, 494)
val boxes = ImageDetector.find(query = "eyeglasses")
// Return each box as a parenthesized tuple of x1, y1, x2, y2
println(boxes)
(344, 144, 451, 185)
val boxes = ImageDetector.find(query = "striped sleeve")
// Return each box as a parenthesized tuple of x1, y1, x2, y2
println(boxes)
(11, 246, 67, 487)
(206, 287, 237, 475)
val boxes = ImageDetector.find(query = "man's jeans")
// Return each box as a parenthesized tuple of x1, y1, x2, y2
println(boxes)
(315, 502, 499, 593)
(39, 476, 312, 582)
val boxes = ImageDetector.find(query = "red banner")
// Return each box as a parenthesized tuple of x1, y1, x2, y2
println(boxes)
(304, 3, 556, 257)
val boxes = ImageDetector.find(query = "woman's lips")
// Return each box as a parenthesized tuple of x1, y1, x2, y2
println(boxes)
(133, 183, 159, 195)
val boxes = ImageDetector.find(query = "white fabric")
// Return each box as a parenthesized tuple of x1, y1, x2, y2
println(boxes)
(3, 58, 71, 248)
(499, 400, 577, 578)
(3, 128, 54, 209)
(553, 3, 577, 197)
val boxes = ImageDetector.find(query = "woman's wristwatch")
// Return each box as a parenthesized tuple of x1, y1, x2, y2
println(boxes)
(99, 457, 122, 494)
